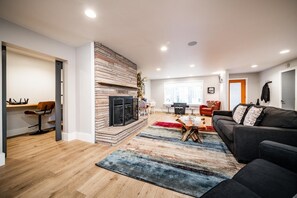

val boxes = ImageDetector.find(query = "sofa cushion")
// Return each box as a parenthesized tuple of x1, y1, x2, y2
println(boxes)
(212, 115, 234, 124)
(233, 105, 248, 124)
(201, 179, 261, 198)
(243, 106, 264, 126)
(216, 120, 237, 141)
(233, 159, 297, 198)
(259, 107, 297, 128)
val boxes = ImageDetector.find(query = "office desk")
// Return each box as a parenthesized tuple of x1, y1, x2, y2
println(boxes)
(6, 104, 54, 137)
(7, 104, 38, 108)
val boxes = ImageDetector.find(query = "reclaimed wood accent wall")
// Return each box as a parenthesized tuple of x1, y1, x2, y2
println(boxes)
(94, 42, 137, 142)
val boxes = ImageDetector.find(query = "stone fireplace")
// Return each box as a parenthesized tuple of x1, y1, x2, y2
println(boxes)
(94, 42, 147, 145)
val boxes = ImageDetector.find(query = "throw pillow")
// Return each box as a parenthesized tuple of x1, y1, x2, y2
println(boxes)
(243, 106, 264, 126)
(233, 105, 248, 124)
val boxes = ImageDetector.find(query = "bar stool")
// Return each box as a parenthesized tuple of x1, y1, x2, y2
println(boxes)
(24, 101, 55, 135)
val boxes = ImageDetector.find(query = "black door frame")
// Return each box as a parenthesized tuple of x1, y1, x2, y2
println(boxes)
(2, 45, 7, 156)
(1, 44, 63, 155)
(55, 60, 62, 141)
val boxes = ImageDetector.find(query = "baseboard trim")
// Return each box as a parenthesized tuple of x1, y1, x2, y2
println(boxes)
(0, 152, 5, 166)
(62, 132, 76, 141)
(62, 131, 94, 143)
(76, 132, 94, 143)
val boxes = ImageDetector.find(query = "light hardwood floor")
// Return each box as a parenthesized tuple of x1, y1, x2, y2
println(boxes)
(0, 113, 211, 198)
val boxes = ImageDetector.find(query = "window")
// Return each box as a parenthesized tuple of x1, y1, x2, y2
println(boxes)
(164, 81, 203, 105)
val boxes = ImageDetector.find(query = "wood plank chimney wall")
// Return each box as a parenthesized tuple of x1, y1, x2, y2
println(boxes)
(94, 42, 138, 143)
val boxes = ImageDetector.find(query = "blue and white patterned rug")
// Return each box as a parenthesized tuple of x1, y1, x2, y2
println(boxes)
(96, 126, 243, 197)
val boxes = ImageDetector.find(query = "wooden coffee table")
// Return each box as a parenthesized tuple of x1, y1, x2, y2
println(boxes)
(176, 116, 207, 143)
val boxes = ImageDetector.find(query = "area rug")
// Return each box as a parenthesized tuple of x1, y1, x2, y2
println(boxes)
(96, 126, 243, 197)
(153, 121, 215, 132)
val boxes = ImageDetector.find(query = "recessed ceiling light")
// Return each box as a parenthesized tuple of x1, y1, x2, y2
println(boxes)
(160, 46, 168, 52)
(156, 68, 161, 71)
(279, 49, 290, 54)
(190, 64, 195, 68)
(188, 41, 197, 46)
(85, 9, 96, 18)
(167, 76, 171, 78)
(251, 65, 258, 68)
(189, 74, 193, 77)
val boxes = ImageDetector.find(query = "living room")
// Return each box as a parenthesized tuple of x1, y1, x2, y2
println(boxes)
(0, 0, 297, 197)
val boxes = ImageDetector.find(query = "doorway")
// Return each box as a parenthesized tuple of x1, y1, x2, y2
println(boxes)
(281, 69, 295, 110)
(229, 79, 246, 110)
(2, 44, 63, 155)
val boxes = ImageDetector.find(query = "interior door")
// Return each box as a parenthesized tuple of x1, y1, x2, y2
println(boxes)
(281, 69, 295, 110)
(229, 79, 246, 110)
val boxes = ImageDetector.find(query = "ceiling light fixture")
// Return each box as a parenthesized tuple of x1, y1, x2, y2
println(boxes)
(85, 9, 97, 18)
(188, 41, 197, 46)
(279, 49, 290, 54)
(160, 46, 168, 52)
(156, 68, 161, 71)
(167, 76, 171, 78)
(190, 64, 195, 68)
(251, 65, 258, 68)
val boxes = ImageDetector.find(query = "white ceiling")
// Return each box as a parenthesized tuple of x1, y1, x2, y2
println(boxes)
(0, 0, 297, 79)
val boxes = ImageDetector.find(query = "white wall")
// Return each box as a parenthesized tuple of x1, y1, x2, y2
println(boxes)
(6, 50, 56, 137)
(75, 42, 95, 143)
(0, 18, 77, 165)
(150, 75, 220, 112)
(229, 72, 260, 104)
(7, 50, 55, 103)
(259, 58, 297, 109)
(144, 79, 151, 101)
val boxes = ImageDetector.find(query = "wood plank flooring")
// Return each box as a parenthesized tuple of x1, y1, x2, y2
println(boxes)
(0, 112, 211, 198)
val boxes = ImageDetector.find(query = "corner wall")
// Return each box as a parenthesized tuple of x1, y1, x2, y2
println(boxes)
(259, 58, 297, 109)
(75, 42, 95, 143)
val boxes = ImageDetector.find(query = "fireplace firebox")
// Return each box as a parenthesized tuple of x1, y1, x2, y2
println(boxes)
(109, 96, 138, 126)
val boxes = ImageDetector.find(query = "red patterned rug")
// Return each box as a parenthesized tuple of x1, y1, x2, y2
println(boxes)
(152, 121, 216, 132)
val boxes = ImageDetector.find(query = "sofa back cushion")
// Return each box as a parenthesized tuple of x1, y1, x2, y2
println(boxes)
(259, 107, 297, 128)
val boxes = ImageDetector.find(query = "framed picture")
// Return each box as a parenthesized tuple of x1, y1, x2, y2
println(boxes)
(207, 87, 215, 94)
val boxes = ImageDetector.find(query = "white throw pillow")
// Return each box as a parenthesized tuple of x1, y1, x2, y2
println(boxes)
(243, 106, 263, 126)
(233, 105, 248, 124)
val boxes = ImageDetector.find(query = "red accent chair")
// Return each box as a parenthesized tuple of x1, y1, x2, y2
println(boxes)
(199, 101, 221, 116)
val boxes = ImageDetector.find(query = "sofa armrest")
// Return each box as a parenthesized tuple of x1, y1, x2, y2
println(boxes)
(259, 140, 297, 173)
(233, 125, 297, 162)
(213, 110, 232, 117)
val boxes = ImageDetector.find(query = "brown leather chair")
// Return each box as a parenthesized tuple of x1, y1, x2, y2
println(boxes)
(199, 101, 221, 116)
(25, 101, 55, 134)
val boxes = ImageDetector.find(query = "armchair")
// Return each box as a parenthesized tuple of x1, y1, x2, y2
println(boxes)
(199, 101, 221, 116)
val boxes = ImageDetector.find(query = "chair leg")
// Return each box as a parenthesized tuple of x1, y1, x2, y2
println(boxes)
(29, 115, 53, 135)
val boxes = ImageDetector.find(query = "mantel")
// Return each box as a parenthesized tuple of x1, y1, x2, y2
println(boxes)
(98, 81, 138, 89)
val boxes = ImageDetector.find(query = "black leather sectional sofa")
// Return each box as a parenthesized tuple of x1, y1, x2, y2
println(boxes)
(201, 141, 297, 198)
(212, 104, 297, 162)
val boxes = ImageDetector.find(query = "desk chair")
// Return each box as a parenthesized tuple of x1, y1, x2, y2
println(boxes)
(24, 101, 55, 135)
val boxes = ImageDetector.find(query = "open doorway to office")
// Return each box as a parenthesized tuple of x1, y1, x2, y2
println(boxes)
(2, 43, 64, 155)
(228, 79, 247, 110)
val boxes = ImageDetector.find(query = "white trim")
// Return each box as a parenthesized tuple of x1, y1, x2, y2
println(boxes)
(62, 131, 76, 141)
(279, 67, 297, 110)
(76, 132, 94, 143)
(7, 127, 33, 137)
(0, 152, 5, 166)
(62, 131, 94, 143)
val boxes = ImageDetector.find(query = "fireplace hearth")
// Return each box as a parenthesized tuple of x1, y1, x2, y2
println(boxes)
(109, 96, 138, 126)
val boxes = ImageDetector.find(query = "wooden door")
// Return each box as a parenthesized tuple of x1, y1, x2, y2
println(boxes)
(229, 79, 246, 110)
